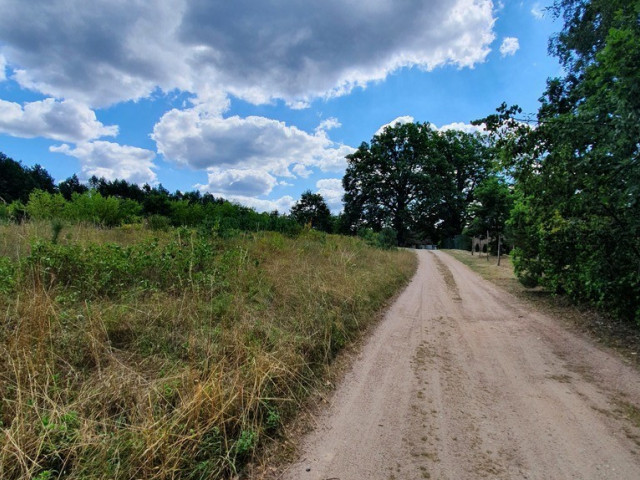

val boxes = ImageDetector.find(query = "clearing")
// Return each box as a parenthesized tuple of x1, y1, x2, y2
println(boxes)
(281, 250, 640, 480)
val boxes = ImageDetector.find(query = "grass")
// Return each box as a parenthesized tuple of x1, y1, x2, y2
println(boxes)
(0, 221, 416, 479)
(442, 249, 640, 367)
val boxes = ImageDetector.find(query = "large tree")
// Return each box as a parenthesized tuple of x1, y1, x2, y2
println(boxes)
(342, 122, 489, 245)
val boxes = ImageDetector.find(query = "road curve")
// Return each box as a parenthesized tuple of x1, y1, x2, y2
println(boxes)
(281, 250, 640, 480)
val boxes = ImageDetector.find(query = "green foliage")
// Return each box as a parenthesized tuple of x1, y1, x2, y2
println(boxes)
(290, 190, 332, 232)
(377, 227, 398, 250)
(481, 0, 640, 323)
(7, 200, 28, 222)
(147, 214, 171, 231)
(0, 153, 56, 203)
(25, 233, 229, 299)
(26, 190, 66, 220)
(58, 174, 88, 201)
(357, 227, 398, 250)
(465, 176, 514, 253)
(50, 220, 63, 244)
(0, 256, 16, 294)
(343, 122, 489, 245)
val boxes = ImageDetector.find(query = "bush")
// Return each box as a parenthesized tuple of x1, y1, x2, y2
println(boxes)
(147, 214, 171, 231)
(0, 256, 16, 294)
(357, 227, 397, 250)
(377, 228, 398, 249)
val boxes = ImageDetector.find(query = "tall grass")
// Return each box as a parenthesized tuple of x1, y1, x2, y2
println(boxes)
(0, 223, 415, 479)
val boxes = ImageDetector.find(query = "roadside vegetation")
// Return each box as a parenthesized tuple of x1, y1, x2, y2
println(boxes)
(0, 221, 415, 479)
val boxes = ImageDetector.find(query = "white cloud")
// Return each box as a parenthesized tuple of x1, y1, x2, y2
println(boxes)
(500, 37, 520, 57)
(292, 164, 313, 178)
(316, 117, 341, 133)
(316, 178, 344, 212)
(0, 98, 117, 142)
(435, 121, 486, 134)
(0, 0, 496, 107)
(196, 168, 277, 197)
(214, 194, 296, 214)
(152, 105, 354, 177)
(50, 141, 156, 184)
(375, 115, 415, 136)
(531, 3, 544, 19)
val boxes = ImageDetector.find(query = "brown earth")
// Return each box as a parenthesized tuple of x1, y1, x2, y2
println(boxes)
(280, 250, 640, 480)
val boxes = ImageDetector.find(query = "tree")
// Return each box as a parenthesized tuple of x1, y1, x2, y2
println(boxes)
(59, 174, 88, 200)
(480, 0, 640, 322)
(465, 176, 514, 258)
(0, 153, 56, 203)
(290, 191, 332, 232)
(343, 122, 489, 245)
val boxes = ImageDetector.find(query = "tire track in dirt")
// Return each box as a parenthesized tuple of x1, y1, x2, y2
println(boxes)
(281, 250, 640, 480)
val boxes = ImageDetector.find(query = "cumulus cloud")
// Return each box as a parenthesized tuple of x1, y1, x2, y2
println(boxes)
(0, 0, 188, 107)
(316, 178, 344, 212)
(375, 115, 415, 136)
(434, 121, 486, 134)
(214, 194, 296, 214)
(196, 168, 278, 197)
(316, 117, 341, 133)
(152, 105, 354, 177)
(0, 0, 496, 107)
(50, 141, 156, 184)
(531, 3, 545, 19)
(500, 37, 520, 57)
(0, 98, 117, 142)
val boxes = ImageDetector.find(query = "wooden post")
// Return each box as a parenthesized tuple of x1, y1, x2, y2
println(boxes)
(497, 233, 502, 266)
(486, 230, 490, 262)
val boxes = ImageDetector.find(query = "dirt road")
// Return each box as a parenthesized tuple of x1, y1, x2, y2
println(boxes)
(281, 250, 640, 480)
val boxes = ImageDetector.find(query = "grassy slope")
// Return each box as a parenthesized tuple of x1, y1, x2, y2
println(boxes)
(442, 249, 640, 367)
(0, 222, 416, 479)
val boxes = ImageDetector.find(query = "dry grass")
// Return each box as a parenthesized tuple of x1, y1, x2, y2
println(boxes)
(0, 224, 416, 479)
(442, 249, 640, 367)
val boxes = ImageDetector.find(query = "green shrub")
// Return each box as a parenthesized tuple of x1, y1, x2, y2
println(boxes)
(0, 256, 15, 294)
(148, 214, 171, 231)
(377, 228, 398, 249)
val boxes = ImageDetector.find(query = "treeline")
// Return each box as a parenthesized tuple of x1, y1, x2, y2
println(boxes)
(0, 153, 301, 234)
(0, 153, 399, 248)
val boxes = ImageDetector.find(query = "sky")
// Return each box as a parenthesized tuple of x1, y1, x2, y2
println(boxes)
(0, 0, 561, 213)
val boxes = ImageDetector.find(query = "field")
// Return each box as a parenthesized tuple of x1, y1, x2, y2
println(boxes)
(0, 221, 416, 479)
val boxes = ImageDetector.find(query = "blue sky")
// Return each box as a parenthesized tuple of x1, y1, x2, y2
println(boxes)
(0, 0, 560, 212)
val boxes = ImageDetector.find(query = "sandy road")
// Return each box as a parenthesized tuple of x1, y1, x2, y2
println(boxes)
(281, 250, 640, 480)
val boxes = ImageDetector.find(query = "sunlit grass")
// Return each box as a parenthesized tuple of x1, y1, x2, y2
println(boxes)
(0, 224, 416, 479)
